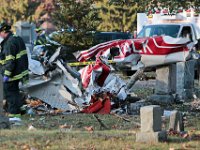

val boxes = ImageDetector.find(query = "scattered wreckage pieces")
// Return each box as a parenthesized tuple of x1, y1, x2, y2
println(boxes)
(79, 56, 129, 114)
(26, 99, 43, 107)
(22, 45, 84, 113)
(56, 60, 82, 97)
(76, 42, 148, 115)
(81, 92, 111, 114)
(24, 41, 145, 114)
(190, 99, 200, 111)
(24, 73, 77, 111)
(25, 98, 64, 115)
(24, 34, 195, 114)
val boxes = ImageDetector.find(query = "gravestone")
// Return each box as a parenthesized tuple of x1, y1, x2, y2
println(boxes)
(155, 66, 172, 95)
(169, 110, 184, 132)
(0, 75, 10, 129)
(149, 60, 195, 103)
(136, 105, 167, 143)
(175, 60, 195, 101)
(14, 21, 36, 45)
(148, 66, 174, 103)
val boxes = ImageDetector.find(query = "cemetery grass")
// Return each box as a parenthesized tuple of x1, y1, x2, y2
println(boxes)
(1, 79, 200, 150)
(0, 113, 200, 150)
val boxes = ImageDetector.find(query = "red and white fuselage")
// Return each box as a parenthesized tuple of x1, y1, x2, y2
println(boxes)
(77, 35, 192, 68)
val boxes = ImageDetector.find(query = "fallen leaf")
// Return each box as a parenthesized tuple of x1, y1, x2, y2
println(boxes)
(128, 130, 136, 134)
(182, 133, 189, 139)
(28, 99, 43, 107)
(68, 146, 76, 150)
(21, 144, 30, 150)
(182, 143, 196, 149)
(59, 124, 73, 132)
(84, 126, 94, 133)
(112, 125, 117, 129)
(54, 109, 63, 114)
(28, 125, 37, 131)
(59, 124, 72, 129)
(45, 140, 51, 146)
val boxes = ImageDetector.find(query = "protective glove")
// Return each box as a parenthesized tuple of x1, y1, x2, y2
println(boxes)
(3, 76, 9, 82)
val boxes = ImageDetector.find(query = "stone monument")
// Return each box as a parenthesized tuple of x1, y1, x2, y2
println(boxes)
(169, 110, 184, 132)
(136, 105, 167, 143)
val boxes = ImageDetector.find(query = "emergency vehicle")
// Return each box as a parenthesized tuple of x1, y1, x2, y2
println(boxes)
(137, 9, 200, 50)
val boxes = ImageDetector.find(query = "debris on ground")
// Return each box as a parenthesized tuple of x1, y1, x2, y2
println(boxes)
(84, 126, 94, 133)
(9, 117, 22, 126)
(27, 124, 37, 131)
(14, 35, 200, 117)
(59, 124, 73, 132)
(190, 99, 200, 111)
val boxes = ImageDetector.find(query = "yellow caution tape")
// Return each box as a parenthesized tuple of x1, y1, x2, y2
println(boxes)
(67, 60, 115, 67)
(148, 14, 153, 18)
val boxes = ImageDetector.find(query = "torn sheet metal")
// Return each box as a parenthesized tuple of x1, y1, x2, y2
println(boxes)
(81, 92, 111, 114)
(22, 42, 138, 113)
(56, 60, 82, 97)
(74, 35, 193, 114)
(79, 57, 127, 102)
(26, 44, 45, 75)
(23, 71, 77, 111)
(77, 56, 127, 115)
(76, 36, 192, 69)
(21, 45, 83, 111)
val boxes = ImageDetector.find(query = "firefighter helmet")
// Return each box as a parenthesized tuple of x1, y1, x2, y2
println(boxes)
(0, 22, 11, 32)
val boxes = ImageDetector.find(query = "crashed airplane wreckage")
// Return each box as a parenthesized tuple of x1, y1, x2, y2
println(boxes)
(22, 35, 195, 114)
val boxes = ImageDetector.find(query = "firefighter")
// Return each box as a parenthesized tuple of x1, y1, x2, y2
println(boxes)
(34, 27, 47, 46)
(0, 22, 29, 117)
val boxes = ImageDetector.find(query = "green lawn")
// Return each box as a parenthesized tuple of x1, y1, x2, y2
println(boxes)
(0, 113, 200, 150)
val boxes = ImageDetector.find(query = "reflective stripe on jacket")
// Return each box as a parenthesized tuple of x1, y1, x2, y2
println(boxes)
(0, 33, 29, 82)
(34, 34, 47, 46)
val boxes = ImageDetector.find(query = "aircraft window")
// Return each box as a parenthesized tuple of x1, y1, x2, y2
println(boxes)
(181, 26, 192, 41)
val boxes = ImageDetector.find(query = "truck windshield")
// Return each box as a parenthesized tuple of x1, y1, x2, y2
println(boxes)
(137, 25, 180, 38)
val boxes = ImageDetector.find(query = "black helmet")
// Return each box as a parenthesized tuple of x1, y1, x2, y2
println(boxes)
(0, 22, 11, 32)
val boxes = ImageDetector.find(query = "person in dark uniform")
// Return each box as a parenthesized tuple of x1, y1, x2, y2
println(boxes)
(0, 22, 29, 117)
(34, 27, 47, 46)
